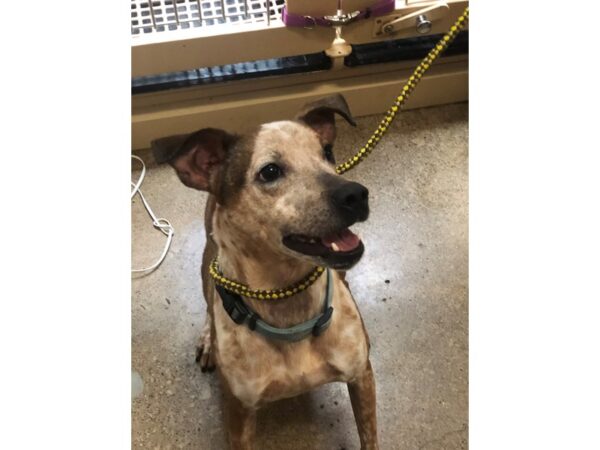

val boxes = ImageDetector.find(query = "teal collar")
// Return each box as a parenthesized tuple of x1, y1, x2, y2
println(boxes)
(216, 269, 334, 342)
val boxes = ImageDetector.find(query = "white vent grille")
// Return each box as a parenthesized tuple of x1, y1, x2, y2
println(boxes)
(131, 0, 285, 35)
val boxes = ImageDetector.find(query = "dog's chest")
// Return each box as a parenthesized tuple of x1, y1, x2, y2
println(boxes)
(213, 287, 369, 407)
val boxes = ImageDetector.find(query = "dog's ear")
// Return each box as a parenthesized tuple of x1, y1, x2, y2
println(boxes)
(152, 128, 236, 192)
(296, 94, 356, 145)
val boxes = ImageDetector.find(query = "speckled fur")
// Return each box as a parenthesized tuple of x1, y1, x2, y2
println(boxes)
(166, 96, 379, 449)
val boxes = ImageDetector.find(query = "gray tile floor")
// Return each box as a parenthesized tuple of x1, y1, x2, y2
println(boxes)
(132, 102, 468, 449)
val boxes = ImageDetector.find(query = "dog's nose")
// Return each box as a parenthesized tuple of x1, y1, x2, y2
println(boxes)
(331, 181, 369, 223)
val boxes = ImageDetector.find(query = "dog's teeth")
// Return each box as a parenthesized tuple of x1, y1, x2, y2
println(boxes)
(309, 238, 316, 244)
(331, 242, 340, 252)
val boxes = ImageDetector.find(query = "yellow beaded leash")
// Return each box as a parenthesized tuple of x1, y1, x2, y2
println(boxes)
(209, 259, 325, 300)
(336, 6, 469, 175)
(210, 7, 469, 300)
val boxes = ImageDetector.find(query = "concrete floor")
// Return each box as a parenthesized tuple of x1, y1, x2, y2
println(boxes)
(132, 102, 468, 449)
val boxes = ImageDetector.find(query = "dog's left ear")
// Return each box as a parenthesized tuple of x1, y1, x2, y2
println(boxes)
(296, 94, 356, 145)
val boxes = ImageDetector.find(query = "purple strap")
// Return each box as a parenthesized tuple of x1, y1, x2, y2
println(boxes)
(282, 0, 396, 27)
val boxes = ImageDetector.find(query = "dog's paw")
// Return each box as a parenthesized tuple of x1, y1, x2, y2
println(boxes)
(195, 322, 216, 373)
(195, 343, 216, 373)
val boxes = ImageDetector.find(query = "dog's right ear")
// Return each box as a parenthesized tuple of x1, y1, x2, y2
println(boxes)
(152, 128, 236, 192)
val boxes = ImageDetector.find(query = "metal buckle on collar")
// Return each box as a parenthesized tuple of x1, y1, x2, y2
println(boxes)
(323, 10, 361, 26)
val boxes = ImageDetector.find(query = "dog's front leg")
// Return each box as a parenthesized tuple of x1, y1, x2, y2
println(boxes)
(347, 359, 379, 450)
(223, 386, 257, 450)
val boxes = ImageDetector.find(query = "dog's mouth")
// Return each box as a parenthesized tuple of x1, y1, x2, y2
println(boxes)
(282, 228, 364, 269)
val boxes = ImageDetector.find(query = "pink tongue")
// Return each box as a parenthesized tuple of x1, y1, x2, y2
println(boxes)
(322, 228, 360, 252)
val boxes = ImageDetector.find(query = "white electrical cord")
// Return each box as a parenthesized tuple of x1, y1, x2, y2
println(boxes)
(131, 155, 174, 274)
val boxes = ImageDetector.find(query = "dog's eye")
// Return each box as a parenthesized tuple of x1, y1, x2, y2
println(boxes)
(323, 144, 335, 163)
(258, 163, 283, 183)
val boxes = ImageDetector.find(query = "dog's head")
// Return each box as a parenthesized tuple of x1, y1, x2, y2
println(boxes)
(153, 94, 369, 270)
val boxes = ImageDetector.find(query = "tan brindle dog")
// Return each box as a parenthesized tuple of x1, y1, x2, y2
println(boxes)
(153, 94, 378, 449)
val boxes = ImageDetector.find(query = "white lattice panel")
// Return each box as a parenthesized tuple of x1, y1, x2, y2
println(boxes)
(131, 0, 285, 35)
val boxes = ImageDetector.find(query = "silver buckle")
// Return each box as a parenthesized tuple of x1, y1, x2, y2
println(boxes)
(323, 10, 361, 26)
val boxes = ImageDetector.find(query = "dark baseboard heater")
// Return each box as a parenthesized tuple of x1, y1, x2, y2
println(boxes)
(132, 31, 468, 95)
